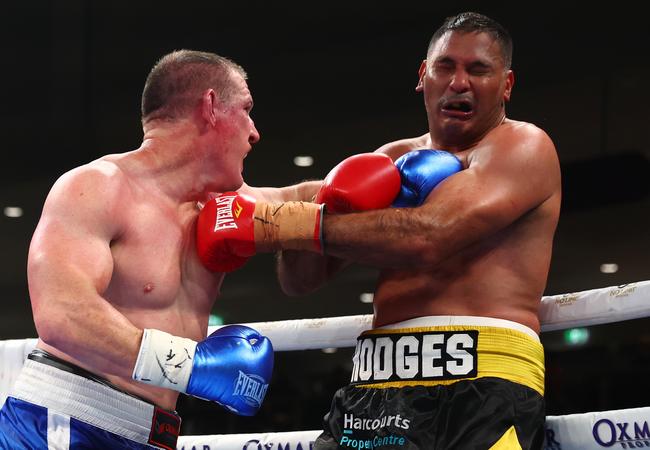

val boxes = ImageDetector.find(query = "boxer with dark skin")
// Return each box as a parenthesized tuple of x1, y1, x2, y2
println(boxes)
(310, 12, 559, 449)
(279, 15, 560, 335)
(200, 12, 559, 449)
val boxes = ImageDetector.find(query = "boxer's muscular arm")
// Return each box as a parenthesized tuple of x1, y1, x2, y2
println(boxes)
(322, 125, 560, 267)
(277, 248, 350, 296)
(276, 138, 429, 295)
(28, 164, 141, 378)
(239, 180, 337, 295)
(239, 180, 322, 203)
(277, 142, 423, 296)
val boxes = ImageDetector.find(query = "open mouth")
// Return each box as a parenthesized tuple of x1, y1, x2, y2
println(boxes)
(446, 101, 472, 112)
(442, 99, 474, 116)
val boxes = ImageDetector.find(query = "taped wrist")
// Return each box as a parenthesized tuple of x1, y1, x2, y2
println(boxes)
(253, 201, 324, 254)
(132, 329, 197, 393)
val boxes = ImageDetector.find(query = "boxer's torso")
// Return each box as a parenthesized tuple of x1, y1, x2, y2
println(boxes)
(38, 154, 224, 409)
(374, 120, 560, 332)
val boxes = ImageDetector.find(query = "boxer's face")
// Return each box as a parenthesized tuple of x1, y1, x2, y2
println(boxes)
(214, 73, 260, 190)
(419, 30, 513, 147)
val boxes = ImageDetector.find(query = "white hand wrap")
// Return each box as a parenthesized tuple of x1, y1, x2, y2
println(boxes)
(132, 329, 197, 393)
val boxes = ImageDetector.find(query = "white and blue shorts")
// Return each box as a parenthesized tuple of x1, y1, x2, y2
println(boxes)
(0, 350, 181, 449)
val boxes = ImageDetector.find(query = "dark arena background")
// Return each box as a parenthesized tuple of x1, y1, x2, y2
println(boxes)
(1, 0, 649, 446)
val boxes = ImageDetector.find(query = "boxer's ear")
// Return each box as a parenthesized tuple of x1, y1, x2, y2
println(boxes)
(416, 60, 426, 92)
(503, 70, 514, 102)
(201, 89, 220, 125)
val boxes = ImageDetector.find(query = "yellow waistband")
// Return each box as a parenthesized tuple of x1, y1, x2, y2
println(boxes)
(354, 324, 545, 396)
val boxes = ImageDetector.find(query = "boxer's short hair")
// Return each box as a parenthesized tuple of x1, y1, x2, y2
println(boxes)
(141, 49, 247, 123)
(427, 12, 512, 70)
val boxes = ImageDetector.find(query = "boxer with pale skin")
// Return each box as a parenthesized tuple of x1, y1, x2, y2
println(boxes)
(0, 49, 318, 450)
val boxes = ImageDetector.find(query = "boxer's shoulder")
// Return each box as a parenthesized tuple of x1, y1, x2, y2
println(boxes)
(485, 119, 554, 150)
(42, 158, 135, 231)
(472, 120, 557, 169)
(53, 158, 128, 194)
(374, 133, 430, 161)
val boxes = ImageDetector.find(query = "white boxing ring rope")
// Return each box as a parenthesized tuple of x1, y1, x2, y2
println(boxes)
(206, 280, 650, 351)
(1, 280, 649, 450)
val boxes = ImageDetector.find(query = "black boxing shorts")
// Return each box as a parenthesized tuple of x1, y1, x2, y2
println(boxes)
(314, 316, 546, 450)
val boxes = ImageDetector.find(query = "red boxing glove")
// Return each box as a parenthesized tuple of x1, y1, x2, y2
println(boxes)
(196, 193, 257, 272)
(315, 153, 401, 213)
(197, 192, 324, 272)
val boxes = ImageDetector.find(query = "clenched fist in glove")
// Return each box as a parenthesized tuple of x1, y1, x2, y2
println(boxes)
(315, 153, 401, 213)
(132, 325, 273, 416)
(196, 192, 324, 272)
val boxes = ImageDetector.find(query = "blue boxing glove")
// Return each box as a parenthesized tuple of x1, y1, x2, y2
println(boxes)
(132, 325, 273, 416)
(392, 149, 462, 207)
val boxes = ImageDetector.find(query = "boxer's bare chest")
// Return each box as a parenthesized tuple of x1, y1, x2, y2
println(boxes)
(104, 200, 220, 314)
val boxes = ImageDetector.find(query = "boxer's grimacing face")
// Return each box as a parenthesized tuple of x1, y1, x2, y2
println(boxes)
(418, 30, 513, 145)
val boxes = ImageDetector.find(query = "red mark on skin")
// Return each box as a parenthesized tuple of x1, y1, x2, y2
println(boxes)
(143, 283, 154, 293)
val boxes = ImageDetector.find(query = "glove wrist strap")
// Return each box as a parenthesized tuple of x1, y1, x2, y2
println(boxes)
(253, 202, 324, 254)
(132, 329, 197, 393)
